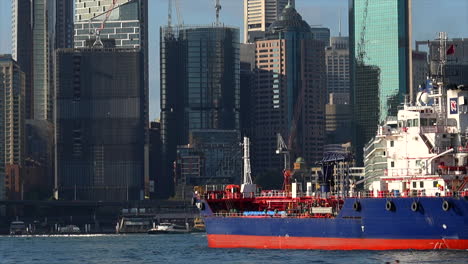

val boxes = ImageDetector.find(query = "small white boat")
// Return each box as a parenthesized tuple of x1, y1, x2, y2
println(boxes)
(10, 221, 28, 235)
(58, 225, 81, 234)
(148, 222, 189, 234)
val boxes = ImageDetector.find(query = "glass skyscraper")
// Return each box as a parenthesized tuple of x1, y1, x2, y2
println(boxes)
(55, 49, 146, 201)
(160, 25, 240, 194)
(350, 0, 411, 164)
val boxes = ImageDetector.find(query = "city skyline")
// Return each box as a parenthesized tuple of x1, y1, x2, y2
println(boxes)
(1, 0, 468, 119)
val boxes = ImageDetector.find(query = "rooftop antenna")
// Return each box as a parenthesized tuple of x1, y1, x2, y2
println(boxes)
(215, 0, 222, 25)
(339, 8, 342, 37)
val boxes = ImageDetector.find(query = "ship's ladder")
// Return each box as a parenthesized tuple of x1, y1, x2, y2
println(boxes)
(419, 133, 434, 152)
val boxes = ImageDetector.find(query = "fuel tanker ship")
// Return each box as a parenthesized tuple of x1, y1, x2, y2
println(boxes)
(193, 38, 468, 250)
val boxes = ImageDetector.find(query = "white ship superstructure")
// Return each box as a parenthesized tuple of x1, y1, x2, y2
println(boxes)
(365, 82, 468, 197)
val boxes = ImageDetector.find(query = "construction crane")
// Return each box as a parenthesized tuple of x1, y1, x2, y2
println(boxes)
(215, 0, 222, 25)
(87, 0, 122, 47)
(167, 0, 183, 36)
(276, 133, 290, 171)
(356, 0, 369, 63)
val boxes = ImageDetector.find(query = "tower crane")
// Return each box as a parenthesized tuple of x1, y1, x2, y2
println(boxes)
(167, 0, 184, 37)
(87, 0, 124, 47)
(357, 0, 369, 63)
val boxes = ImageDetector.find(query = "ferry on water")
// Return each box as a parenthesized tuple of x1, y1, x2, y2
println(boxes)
(193, 34, 468, 250)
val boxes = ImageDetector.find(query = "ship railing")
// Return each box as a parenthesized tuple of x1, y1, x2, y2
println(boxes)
(385, 168, 424, 177)
(352, 190, 468, 198)
(211, 212, 335, 219)
(256, 191, 290, 198)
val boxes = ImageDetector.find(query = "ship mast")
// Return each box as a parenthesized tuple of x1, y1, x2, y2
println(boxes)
(242, 137, 253, 184)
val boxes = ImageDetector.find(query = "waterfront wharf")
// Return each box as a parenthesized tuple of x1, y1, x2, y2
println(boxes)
(0, 200, 198, 234)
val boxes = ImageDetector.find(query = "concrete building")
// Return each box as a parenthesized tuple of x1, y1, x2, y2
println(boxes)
(243, 0, 293, 43)
(251, 4, 326, 173)
(0, 55, 25, 200)
(350, 0, 412, 164)
(160, 25, 240, 196)
(326, 37, 350, 95)
(55, 48, 146, 201)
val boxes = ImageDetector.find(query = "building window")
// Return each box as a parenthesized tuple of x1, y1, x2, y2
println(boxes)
(433, 181, 438, 187)
(413, 182, 416, 188)
(390, 161, 394, 167)
(390, 141, 394, 147)
(420, 181, 424, 188)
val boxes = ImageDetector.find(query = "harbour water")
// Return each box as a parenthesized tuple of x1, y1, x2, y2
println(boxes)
(0, 234, 467, 264)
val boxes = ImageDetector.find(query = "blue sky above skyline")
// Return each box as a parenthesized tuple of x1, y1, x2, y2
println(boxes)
(1, 0, 468, 119)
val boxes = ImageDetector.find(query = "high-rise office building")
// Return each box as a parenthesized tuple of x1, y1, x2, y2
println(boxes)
(149, 121, 165, 199)
(251, 4, 326, 173)
(56, 0, 75, 49)
(160, 25, 240, 194)
(325, 93, 352, 146)
(243, 0, 293, 43)
(310, 27, 331, 46)
(326, 37, 350, 94)
(0, 55, 26, 200)
(55, 48, 146, 201)
(350, 0, 411, 164)
(240, 43, 256, 137)
(12, 0, 33, 119)
(32, 0, 55, 121)
(74, 0, 149, 197)
(13, 0, 74, 120)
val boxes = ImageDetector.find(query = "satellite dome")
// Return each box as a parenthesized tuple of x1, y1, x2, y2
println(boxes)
(420, 92, 430, 104)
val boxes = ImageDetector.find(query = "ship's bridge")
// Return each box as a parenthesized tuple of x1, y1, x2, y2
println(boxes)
(398, 108, 437, 128)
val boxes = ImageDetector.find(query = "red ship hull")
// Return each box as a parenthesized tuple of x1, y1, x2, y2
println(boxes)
(207, 234, 468, 250)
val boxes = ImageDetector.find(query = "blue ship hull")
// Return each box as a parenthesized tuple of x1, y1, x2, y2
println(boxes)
(200, 197, 468, 250)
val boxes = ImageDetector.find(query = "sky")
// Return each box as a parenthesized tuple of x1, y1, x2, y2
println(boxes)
(1, 0, 468, 119)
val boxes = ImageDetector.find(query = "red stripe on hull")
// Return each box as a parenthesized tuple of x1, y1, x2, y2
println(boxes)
(207, 234, 468, 250)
